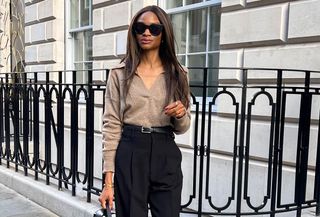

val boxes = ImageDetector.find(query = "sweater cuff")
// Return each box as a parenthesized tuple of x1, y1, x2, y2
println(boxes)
(103, 150, 116, 173)
(174, 113, 190, 134)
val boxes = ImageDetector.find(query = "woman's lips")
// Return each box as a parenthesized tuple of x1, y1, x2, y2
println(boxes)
(140, 39, 152, 44)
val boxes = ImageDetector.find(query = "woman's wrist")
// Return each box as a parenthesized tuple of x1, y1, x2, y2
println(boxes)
(104, 171, 114, 189)
(103, 183, 114, 189)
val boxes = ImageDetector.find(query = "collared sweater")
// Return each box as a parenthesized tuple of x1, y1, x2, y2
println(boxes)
(102, 62, 191, 173)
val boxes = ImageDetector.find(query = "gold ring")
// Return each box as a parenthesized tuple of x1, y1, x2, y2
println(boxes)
(176, 101, 178, 106)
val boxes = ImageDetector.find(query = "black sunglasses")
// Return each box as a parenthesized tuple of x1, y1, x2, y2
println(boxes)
(133, 22, 163, 36)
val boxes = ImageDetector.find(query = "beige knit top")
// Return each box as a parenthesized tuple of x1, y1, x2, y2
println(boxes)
(102, 62, 191, 173)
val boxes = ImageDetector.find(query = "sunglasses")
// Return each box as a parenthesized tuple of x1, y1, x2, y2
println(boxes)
(133, 22, 163, 36)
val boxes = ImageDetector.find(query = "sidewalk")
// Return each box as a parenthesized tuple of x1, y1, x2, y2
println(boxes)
(0, 166, 100, 217)
(0, 183, 58, 217)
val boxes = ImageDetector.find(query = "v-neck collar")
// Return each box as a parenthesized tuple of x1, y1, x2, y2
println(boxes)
(135, 72, 165, 91)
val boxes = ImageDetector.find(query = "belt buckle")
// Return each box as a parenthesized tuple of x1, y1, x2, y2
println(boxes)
(141, 126, 152, 134)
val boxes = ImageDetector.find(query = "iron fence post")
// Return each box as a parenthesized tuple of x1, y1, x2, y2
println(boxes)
(5, 74, 10, 168)
(295, 72, 311, 217)
(13, 73, 19, 172)
(236, 69, 248, 216)
(315, 93, 320, 216)
(45, 71, 51, 185)
(33, 72, 39, 180)
(197, 68, 208, 217)
(71, 70, 78, 196)
(22, 72, 29, 176)
(86, 69, 94, 202)
(270, 69, 283, 217)
(57, 71, 63, 190)
(315, 107, 320, 216)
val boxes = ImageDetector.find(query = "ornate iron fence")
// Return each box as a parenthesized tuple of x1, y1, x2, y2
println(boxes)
(0, 67, 320, 217)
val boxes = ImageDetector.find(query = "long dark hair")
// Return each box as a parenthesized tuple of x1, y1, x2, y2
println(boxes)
(121, 5, 190, 108)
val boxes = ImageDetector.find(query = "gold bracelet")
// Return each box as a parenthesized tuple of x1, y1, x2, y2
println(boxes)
(104, 183, 114, 188)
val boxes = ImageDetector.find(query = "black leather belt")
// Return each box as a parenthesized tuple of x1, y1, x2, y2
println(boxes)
(123, 124, 173, 134)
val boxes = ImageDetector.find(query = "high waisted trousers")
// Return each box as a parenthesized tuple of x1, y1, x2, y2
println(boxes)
(114, 125, 183, 217)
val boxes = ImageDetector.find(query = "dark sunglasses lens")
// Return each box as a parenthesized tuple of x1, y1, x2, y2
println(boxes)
(134, 23, 147, 34)
(134, 23, 163, 36)
(149, 24, 162, 36)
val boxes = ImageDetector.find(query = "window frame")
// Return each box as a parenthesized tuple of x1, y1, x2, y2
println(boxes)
(160, 0, 221, 107)
(65, 0, 93, 83)
(161, 0, 221, 67)
(64, 0, 93, 104)
(69, 0, 93, 32)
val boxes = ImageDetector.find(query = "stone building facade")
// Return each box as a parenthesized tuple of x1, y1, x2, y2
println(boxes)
(0, 0, 318, 74)
(0, 0, 320, 215)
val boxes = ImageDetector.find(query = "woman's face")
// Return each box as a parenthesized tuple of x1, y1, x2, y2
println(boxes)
(134, 11, 163, 51)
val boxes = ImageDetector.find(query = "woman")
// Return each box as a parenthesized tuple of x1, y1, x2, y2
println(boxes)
(99, 5, 191, 217)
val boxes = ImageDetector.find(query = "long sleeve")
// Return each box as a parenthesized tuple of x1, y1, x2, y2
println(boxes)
(173, 67, 191, 134)
(173, 106, 191, 134)
(102, 69, 123, 173)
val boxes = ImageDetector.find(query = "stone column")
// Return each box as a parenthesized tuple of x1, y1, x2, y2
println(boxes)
(0, 0, 11, 73)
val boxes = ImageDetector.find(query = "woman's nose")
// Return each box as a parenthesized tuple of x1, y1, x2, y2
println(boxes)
(142, 28, 151, 36)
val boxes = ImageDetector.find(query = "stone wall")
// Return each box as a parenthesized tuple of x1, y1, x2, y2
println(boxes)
(24, 0, 64, 73)
(219, 0, 320, 71)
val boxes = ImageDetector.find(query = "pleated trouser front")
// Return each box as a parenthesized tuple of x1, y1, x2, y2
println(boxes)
(114, 126, 183, 217)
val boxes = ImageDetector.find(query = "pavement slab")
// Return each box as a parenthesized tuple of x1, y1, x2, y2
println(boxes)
(0, 183, 58, 217)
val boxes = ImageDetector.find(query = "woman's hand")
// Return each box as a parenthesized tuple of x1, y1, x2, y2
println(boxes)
(99, 185, 114, 209)
(98, 172, 114, 209)
(164, 100, 187, 119)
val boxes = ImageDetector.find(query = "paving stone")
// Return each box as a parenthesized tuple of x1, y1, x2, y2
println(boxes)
(0, 183, 58, 217)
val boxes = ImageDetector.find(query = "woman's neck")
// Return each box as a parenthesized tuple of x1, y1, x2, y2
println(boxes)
(140, 50, 162, 69)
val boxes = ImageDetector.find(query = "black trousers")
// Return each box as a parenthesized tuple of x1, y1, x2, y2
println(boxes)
(114, 125, 183, 217)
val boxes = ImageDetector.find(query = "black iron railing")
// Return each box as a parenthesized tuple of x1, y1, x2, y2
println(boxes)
(0, 67, 320, 217)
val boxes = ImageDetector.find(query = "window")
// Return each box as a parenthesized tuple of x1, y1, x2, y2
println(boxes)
(161, 0, 221, 97)
(68, 0, 92, 83)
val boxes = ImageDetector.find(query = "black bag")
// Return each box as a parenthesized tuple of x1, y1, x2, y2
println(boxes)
(93, 206, 112, 217)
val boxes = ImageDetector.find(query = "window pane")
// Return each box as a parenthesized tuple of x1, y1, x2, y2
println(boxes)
(74, 32, 84, 62)
(186, 0, 202, 5)
(170, 13, 186, 54)
(188, 8, 207, 53)
(188, 54, 206, 67)
(85, 62, 92, 70)
(74, 63, 88, 84)
(188, 55, 206, 96)
(74, 62, 92, 85)
(166, 0, 182, 9)
(70, 0, 79, 29)
(84, 31, 93, 61)
(80, 0, 91, 26)
(208, 52, 219, 96)
(74, 31, 92, 62)
(209, 6, 221, 51)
